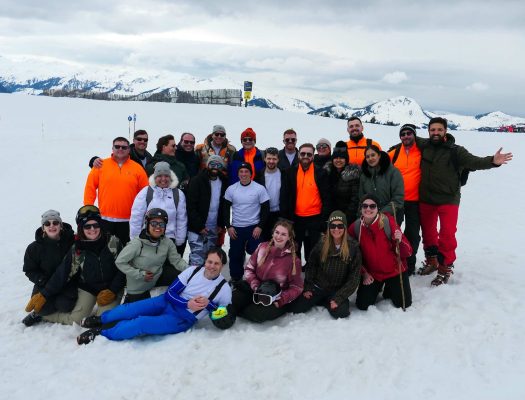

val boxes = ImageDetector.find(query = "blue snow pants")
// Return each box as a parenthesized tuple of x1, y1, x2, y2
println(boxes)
(100, 295, 197, 341)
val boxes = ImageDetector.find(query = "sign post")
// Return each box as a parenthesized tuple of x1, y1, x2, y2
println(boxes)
(243, 81, 253, 108)
(128, 115, 132, 139)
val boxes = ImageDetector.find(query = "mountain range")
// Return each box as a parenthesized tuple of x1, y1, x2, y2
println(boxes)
(1, 55, 523, 131)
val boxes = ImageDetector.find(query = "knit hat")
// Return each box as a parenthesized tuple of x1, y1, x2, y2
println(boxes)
(328, 210, 347, 227)
(207, 155, 225, 169)
(241, 128, 256, 141)
(237, 162, 253, 174)
(213, 124, 226, 134)
(41, 209, 62, 225)
(316, 138, 331, 148)
(153, 162, 172, 178)
(331, 140, 349, 162)
(399, 123, 417, 136)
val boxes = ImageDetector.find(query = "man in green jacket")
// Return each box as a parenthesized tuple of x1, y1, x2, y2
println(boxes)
(417, 117, 512, 286)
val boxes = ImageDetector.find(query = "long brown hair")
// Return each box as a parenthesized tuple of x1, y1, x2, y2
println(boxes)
(320, 226, 350, 263)
(258, 220, 299, 275)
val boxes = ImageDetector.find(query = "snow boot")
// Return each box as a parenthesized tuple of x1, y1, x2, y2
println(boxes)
(81, 315, 102, 328)
(431, 264, 454, 286)
(77, 328, 102, 345)
(417, 256, 438, 275)
(22, 312, 42, 327)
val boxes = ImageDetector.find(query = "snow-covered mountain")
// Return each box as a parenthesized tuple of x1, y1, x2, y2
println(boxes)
(2, 55, 524, 131)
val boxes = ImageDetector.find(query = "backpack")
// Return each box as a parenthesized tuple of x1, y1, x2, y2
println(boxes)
(353, 214, 391, 243)
(146, 186, 179, 209)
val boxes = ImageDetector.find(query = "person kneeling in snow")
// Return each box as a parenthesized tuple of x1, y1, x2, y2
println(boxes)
(77, 248, 234, 344)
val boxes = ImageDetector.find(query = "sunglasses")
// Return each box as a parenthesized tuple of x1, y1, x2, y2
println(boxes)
(83, 222, 100, 230)
(150, 221, 167, 228)
(242, 137, 254, 143)
(135, 137, 148, 142)
(113, 145, 129, 150)
(316, 144, 329, 150)
(208, 161, 224, 170)
(213, 132, 226, 137)
(44, 220, 60, 227)
(329, 223, 345, 230)
(253, 292, 280, 307)
(361, 203, 378, 210)
(400, 131, 414, 137)
(182, 140, 195, 145)
(299, 152, 313, 157)
(284, 138, 297, 143)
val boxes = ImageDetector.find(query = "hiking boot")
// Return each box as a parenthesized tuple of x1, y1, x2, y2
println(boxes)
(22, 312, 42, 327)
(431, 264, 454, 286)
(417, 256, 438, 275)
(81, 315, 102, 328)
(77, 328, 102, 345)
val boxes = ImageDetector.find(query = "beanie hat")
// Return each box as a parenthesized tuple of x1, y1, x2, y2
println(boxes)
(328, 210, 347, 227)
(213, 125, 226, 134)
(41, 209, 62, 225)
(241, 128, 256, 141)
(153, 162, 172, 179)
(237, 162, 253, 175)
(207, 155, 225, 169)
(399, 123, 417, 136)
(331, 140, 349, 162)
(316, 138, 331, 148)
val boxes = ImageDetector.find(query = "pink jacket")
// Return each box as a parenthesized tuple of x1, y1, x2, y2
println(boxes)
(244, 242, 303, 306)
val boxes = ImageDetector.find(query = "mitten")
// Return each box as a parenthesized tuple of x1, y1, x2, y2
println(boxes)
(25, 292, 46, 313)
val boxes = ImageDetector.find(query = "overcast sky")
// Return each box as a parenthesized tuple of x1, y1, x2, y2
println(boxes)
(1, 0, 524, 116)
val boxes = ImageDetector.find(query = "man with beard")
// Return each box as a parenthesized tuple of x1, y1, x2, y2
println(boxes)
(186, 156, 228, 266)
(176, 132, 200, 178)
(388, 124, 422, 276)
(280, 143, 332, 268)
(346, 117, 381, 165)
(196, 125, 236, 176)
(255, 147, 283, 241)
(417, 117, 512, 286)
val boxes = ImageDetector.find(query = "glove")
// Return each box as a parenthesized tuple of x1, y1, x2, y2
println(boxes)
(96, 289, 116, 306)
(25, 292, 46, 313)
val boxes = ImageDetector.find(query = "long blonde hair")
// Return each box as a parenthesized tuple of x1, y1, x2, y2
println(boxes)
(321, 226, 350, 263)
(258, 220, 298, 275)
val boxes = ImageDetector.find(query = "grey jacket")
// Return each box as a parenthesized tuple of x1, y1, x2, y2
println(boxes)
(116, 234, 187, 294)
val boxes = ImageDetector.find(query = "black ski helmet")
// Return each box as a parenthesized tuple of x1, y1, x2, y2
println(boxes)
(76, 205, 101, 227)
(257, 280, 281, 297)
(145, 208, 168, 224)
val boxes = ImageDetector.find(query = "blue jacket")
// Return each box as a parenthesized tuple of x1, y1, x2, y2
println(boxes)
(228, 147, 265, 185)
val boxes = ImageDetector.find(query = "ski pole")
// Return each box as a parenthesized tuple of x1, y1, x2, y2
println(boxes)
(391, 202, 406, 312)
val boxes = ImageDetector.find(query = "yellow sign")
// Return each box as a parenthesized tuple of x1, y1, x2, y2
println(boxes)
(244, 91, 252, 100)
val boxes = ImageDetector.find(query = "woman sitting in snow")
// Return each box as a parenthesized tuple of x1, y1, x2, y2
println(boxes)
(24, 205, 125, 325)
(289, 210, 361, 319)
(348, 194, 412, 310)
(229, 219, 303, 323)
(21, 210, 76, 327)
(77, 248, 233, 344)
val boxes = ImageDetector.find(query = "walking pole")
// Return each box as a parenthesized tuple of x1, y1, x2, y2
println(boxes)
(391, 202, 406, 312)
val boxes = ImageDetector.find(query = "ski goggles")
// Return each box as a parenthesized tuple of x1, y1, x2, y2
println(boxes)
(253, 292, 281, 307)
(208, 161, 224, 170)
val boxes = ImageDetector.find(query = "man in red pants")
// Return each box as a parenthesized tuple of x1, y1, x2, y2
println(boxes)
(417, 117, 512, 286)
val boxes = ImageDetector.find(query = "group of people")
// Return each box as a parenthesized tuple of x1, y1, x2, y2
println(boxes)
(22, 116, 512, 345)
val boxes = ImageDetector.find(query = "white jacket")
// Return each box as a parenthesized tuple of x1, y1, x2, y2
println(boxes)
(129, 172, 187, 245)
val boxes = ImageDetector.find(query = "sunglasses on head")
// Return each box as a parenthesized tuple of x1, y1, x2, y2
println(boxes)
(135, 137, 148, 142)
(214, 132, 226, 137)
(299, 151, 313, 157)
(329, 223, 345, 230)
(316, 144, 329, 150)
(361, 203, 378, 210)
(284, 138, 297, 143)
(113, 145, 129, 150)
(150, 221, 167, 228)
(182, 140, 195, 145)
(83, 222, 100, 230)
(44, 220, 60, 227)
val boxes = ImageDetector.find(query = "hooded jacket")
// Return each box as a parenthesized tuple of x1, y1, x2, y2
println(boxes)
(115, 231, 188, 294)
(129, 171, 187, 245)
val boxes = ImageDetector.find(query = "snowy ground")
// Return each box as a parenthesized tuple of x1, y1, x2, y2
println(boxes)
(0, 94, 523, 400)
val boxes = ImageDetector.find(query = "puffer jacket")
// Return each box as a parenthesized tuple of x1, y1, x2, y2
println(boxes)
(359, 151, 404, 216)
(244, 241, 303, 307)
(129, 171, 187, 245)
(324, 161, 361, 221)
(41, 234, 125, 298)
(116, 231, 188, 294)
(23, 223, 75, 289)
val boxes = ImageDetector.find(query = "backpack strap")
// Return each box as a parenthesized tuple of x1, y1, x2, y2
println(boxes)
(172, 188, 179, 209)
(354, 215, 391, 242)
(366, 138, 372, 147)
(388, 143, 402, 165)
(146, 186, 179, 209)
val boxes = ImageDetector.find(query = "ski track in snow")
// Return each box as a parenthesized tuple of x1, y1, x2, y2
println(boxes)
(0, 94, 523, 400)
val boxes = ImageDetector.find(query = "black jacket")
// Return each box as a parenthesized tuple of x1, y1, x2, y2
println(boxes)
(186, 170, 228, 233)
(277, 148, 299, 171)
(23, 223, 75, 289)
(41, 234, 125, 298)
(280, 164, 332, 222)
(323, 162, 361, 221)
(176, 145, 200, 178)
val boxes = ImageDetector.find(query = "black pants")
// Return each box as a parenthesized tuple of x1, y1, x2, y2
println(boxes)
(288, 288, 350, 319)
(403, 201, 421, 273)
(100, 220, 130, 245)
(355, 272, 412, 310)
(293, 214, 322, 266)
(261, 211, 281, 242)
(231, 281, 286, 323)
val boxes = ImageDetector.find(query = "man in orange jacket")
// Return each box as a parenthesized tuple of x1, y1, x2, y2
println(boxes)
(84, 137, 149, 244)
(388, 124, 421, 275)
(346, 117, 381, 166)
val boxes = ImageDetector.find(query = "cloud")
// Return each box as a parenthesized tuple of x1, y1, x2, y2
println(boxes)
(382, 71, 408, 84)
(466, 82, 489, 92)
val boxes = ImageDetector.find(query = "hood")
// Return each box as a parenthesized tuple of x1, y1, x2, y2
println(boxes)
(362, 151, 391, 177)
(148, 169, 179, 189)
(34, 222, 74, 243)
